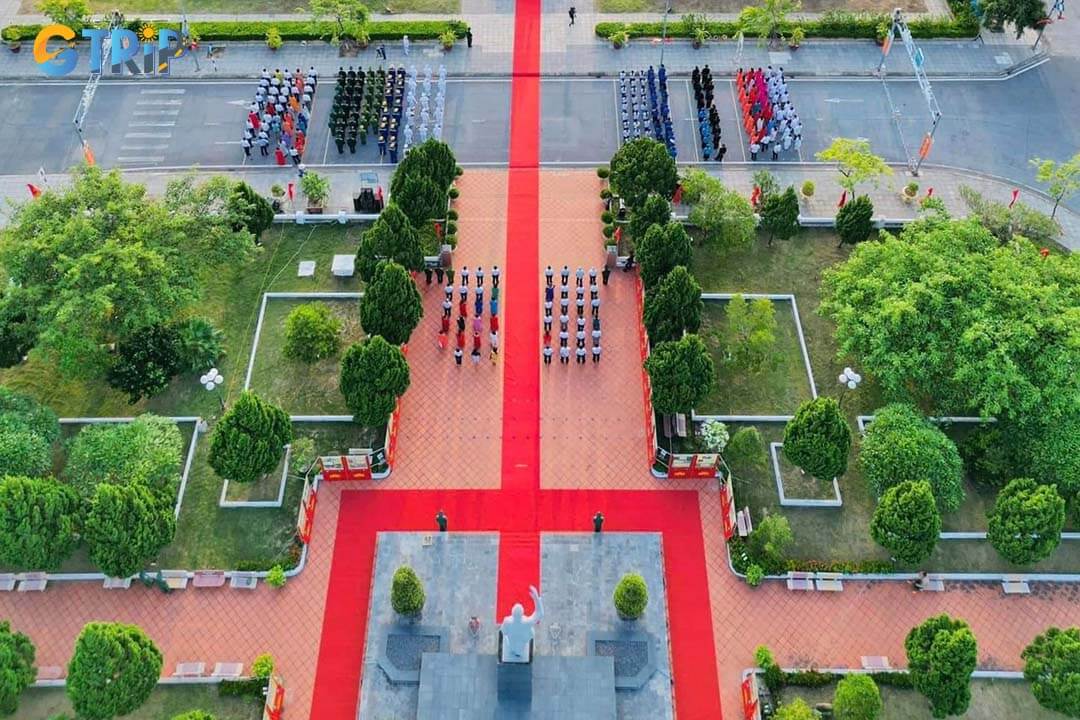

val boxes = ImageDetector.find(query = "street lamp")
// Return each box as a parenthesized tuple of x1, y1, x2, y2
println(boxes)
(838, 366, 862, 408)
(659, 2, 673, 68)
(200, 368, 225, 411)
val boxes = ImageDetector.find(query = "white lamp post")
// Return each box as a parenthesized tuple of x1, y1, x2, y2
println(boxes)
(200, 368, 225, 411)
(838, 366, 862, 408)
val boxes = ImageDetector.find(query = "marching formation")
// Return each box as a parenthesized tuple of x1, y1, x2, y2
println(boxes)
(736, 66, 803, 161)
(244, 66, 317, 165)
(542, 265, 609, 366)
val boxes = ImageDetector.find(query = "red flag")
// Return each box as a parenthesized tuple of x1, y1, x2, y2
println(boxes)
(434, 222, 443, 239)
(1009, 189, 1019, 208)
(82, 144, 95, 166)
(672, 184, 683, 205)
(837, 190, 847, 208)
(26, 184, 41, 198)
(287, 182, 295, 200)
(1040, 247, 1051, 258)
(750, 186, 761, 208)
(613, 226, 623, 243)
(925, 187, 934, 198)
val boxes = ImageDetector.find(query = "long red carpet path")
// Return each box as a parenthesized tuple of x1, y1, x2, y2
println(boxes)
(308, 0, 724, 713)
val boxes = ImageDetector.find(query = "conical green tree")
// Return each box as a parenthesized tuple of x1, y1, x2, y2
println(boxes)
(67, 622, 162, 720)
(359, 261, 423, 347)
(208, 391, 293, 483)
(340, 337, 411, 427)
(643, 266, 702, 343)
(870, 480, 941, 564)
(356, 204, 424, 281)
(782, 397, 851, 480)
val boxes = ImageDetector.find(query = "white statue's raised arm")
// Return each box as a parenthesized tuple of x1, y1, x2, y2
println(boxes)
(500, 585, 543, 663)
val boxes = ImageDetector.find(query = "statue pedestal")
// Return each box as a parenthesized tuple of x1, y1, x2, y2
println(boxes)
(496, 657, 533, 702)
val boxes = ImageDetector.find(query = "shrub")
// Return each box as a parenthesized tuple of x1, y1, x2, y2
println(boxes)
(600, 210, 614, 224)
(265, 26, 283, 49)
(300, 172, 331, 207)
(700, 420, 729, 453)
(172, 712, 216, 720)
(175, 317, 224, 374)
(905, 614, 978, 718)
(1022, 627, 1080, 717)
(725, 427, 767, 475)
(448, 187, 460, 199)
(67, 622, 162, 720)
(65, 414, 183, 497)
(745, 563, 764, 586)
(0, 387, 59, 441)
(340, 337, 410, 427)
(209, 392, 293, 484)
(836, 195, 875, 247)
(283, 302, 342, 363)
(266, 565, 286, 588)
(106, 324, 183, 402)
(217, 677, 267, 699)
(602, 224, 615, 238)
(251, 653, 274, 679)
(782, 397, 851, 480)
(609, 138, 678, 210)
(0, 620, 35, 716)
(600, 188, 612, 200)
(785, 669, 835, 687)
(446, 221, 457, 235)
(860, 404, 964, 512)
(0, 428, 51, 478)
(870, 480, 941, 565)
(447, 209, 459, 221)
(597, 166, 610, 179)
(0, 476, 81, 572)
(438, 28, 455, 48)
(391, 566, 425, 616)
(613, 573, 648, 619)
(755, 645, 784, 694)
(746, 513, 793, 574)
(83, 483, 176, 578)
(834, 674, 882, 720)
(0, 289, 36, 368)
(1030, 415, 1080, 502)
(987, 478, 1065, 565)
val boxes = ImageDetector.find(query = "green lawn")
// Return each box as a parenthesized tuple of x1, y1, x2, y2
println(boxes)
(696, 298, 815, 416)
(248, 298, 365, 416)
(698, 231, 1080, 574)
(596, 0, 924, 13)
(14, 684, 262, 720)
(781, 678, 1058, 720)
(0, 224, 365, 420)
(28, 0, 460, 15)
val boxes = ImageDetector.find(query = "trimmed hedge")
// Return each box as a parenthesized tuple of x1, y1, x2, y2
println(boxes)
(3, 19, 469, 43)
(595, 5, 977, 41)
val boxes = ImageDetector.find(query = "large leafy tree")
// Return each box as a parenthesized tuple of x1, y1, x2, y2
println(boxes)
(681, 169, 757, 250)
(905, 615, 978, 718)
(0, 386, 60, 441)
(987, 478, 1065, 565)
(815, 137, 893, 197)
(359, 261, 424, 347)
(629, 193, 672, 242)
(833, 673, 883, 720)
(83, 483, 176, 578)
(227, 181, 274, 241)
(0, 621, 35, 717)
(392, 139, 458, 196)
(723, 294, 778, 371)
(820, 217, 1080, 423)
(637, 222, 692, 290)
(356, 204, 424, 282)
(339, 337, 410, 427)
(782, 397, 851, 480)
(860, 404, 965, 512)
(643, 266, 702, 343)
(1032, 152, 1080, 219)
(308, 0, 370, 43)
(981, 0, 1047, 37)
(105, 324, 183, 403)
(67, 622, 162, 720)
(394, 173, 446, 227)
(1030, 414, 1080, 501)
(209, 392, 293, 484)
(836, 195, 875, 247)
(644, 335, 715, 416)
(1022, 626, 1080, 717)
(739, 0, 800, 44)
(64, 415, 183, 497)
(760, 186, 800, 246)
(870, 480, 941, 565)
(609, 138, 678, 210)
(0, 167, 252, 379)
(0, 476, 81, 572)
(0, 288, 36, 369)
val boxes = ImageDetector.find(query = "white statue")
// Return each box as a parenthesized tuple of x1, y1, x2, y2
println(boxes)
(500, 585, 543, 663)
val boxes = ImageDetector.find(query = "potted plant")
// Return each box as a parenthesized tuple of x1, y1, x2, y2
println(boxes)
(902, 181, 919, 203)
(391, 565, 425, 621)
(788, 26, 805, 49)
(265, 26, 283, 50)
(597, 166, 610, 179)
(745, 563, 765, 587)
(609, 29, 629, 49)
(300, 172, 331, 214)
(439, 29, 456, 50)
(3, 26, 21, 53)
(800, 180, 815, 202)
(613, 573, 648, 621)
(875, 20, 890, 45)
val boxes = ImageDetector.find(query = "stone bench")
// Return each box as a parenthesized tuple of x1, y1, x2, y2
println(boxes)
(192, 571, 226, 588)
(922, 577, 945, 592)
(861, 655, 891, 670)
(814, 572, 844, 592)
(161, 571, 189, 591)
(786, 571, 814, 591)
(0, 574, 16, 591)
(736, 507, 753, 538)
(103, 577, 132, 589)
(230, 572, 258, 590)
(1002, 575, 1030, 594)
(212, 662, 244, 679)
(173, 662, 206, 678)
(37, 666, 64, 681)
(17, 573, 46, 592)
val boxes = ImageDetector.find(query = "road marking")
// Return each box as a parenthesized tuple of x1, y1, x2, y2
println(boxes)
(140, 89, 186, 94)
(117, 156, 166, 162)
(136, 99, 183, 106)
(124, 132, 172, 138)
(214, 140, 242, 145)
(727, 80, 748, 163)
(133, 109, 181, 116)
(121, 145, 169, 150)
(128, 121, 176, 127)
(824, 98, 865, 103)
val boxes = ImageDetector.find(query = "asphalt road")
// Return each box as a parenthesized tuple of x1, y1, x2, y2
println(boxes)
(2, 59, 1078, 195)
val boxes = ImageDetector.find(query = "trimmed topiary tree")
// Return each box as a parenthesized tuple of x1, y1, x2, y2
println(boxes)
(836, 194, 876, 247)
(870, 480, 941, 565)
(613, 573, 649, 620)
(356, 204, 425, 282)
(339, 337, 410, 428)
(774, 698, 817, 720)
(394, 172, 446, 227)
(1030, 414, 1080, 503)
(227, 181, 274, 241)
(209, 392, 293, 484)
(0, 387, 60, 442)
(608, 138, 678, 210)
(643, 335, 716, 417)
(636, 222, 692, 290)
(725, 427, 768, 475)
(628, 193, 672, 241)
(83, 483, 176, 578)
(1022, 626, 1080, 718)
(860, 404, 965, 513)
(905, 614, 978, 718)
(359, 261, 424, 347)
(833, 673, 883, 720)
(67, 622, 162, 720)
(746, 512, 793, 574)
(643, 266, 703, 343)
(782, 397, 851, 480)
(391, 565, 425, 617)
(760, 186, 801, 246)
(64, 414, 183, 497)
(0, 476, 81, 572)
(0, 620, 36, 717)
(283, 302, 342, 363)
(987, 478, 1066, 565)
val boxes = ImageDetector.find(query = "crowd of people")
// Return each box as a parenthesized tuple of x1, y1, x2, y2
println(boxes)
(692, 65, 726, 162)
(431, 265, 503, 366)
(399, 64, 448, 155)
(243, 67, 317, 165)
(619, 66, 677, 158)
(736, 66, 803, 161)
(542, 265, 610, 366)
(328, 66, 381, 155)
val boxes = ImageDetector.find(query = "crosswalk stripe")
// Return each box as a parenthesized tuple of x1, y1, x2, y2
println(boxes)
(124, 132, 172, 138)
